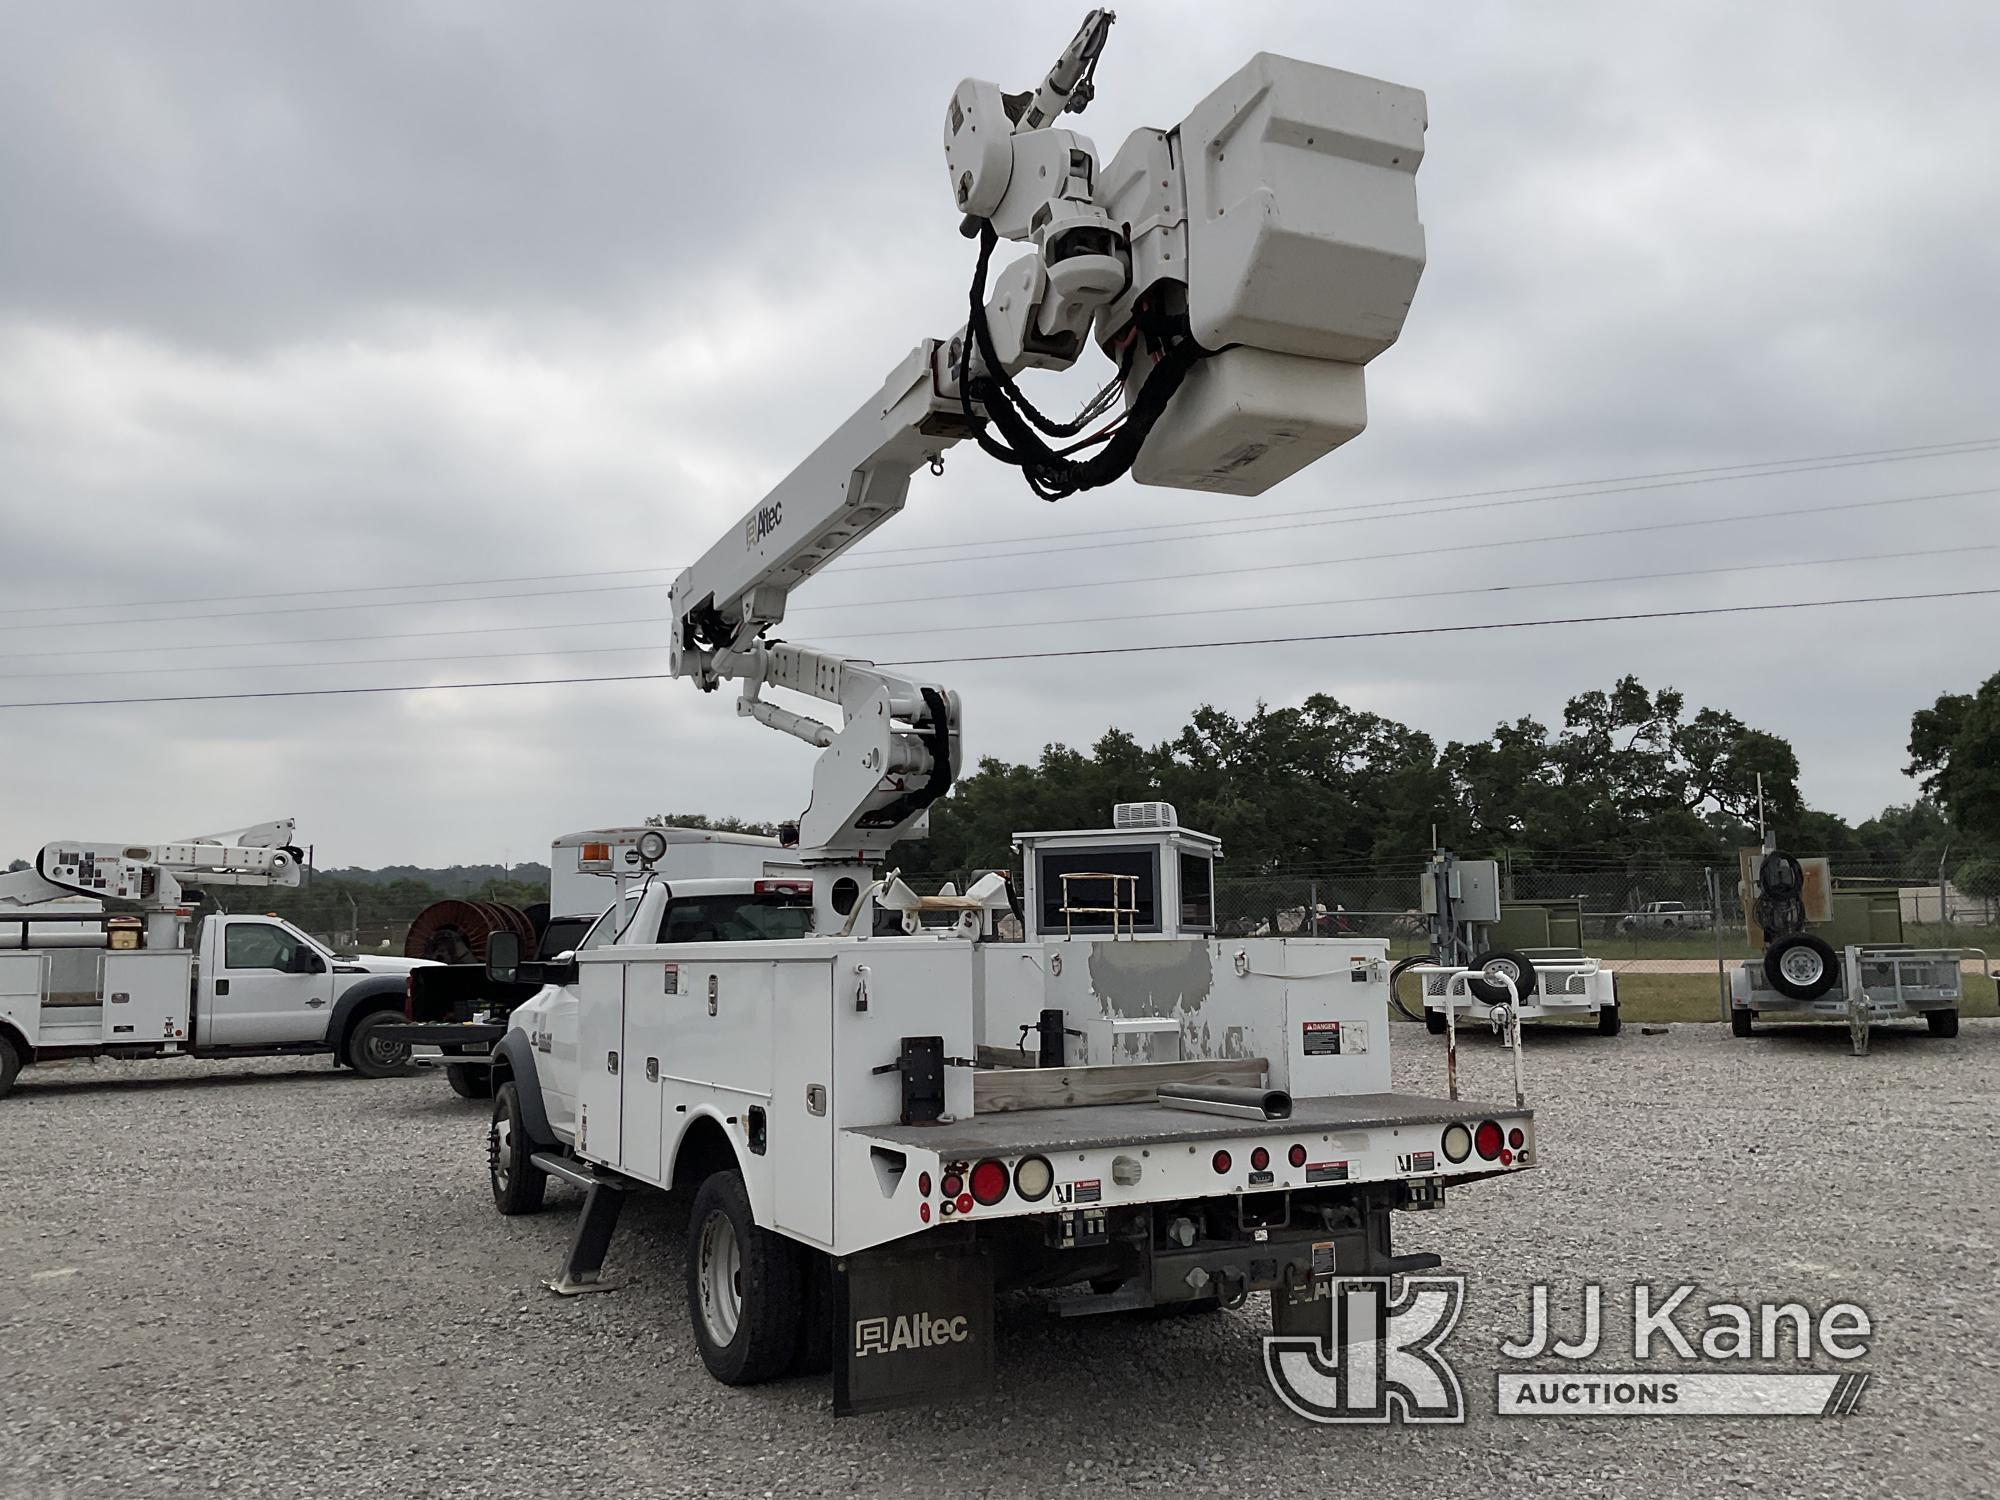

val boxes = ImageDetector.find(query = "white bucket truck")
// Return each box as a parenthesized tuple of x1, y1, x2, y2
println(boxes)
(0, 821, 431, 1097)
(468, 12, 1541, 1414)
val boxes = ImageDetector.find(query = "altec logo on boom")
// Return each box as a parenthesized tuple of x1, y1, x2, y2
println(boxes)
(744, 500, 783, 548)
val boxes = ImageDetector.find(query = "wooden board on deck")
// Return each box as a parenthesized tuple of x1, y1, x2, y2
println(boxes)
(972, 1056, 1268, 1114)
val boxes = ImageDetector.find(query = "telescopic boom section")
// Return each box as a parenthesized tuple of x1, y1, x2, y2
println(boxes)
(668, 11, 1429, 864)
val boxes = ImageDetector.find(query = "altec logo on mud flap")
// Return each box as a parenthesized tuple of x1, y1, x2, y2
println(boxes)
(744, 500, 783, 548)
(854, 1313, 971, 1358)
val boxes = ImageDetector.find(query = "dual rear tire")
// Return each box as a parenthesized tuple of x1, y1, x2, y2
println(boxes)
(687, 1170, 829, 1385)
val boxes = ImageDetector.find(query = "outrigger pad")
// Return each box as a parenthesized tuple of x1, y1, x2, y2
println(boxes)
(833, 1242, 993, 1417)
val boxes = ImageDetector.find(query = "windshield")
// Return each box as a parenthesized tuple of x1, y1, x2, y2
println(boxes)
(659, 893, 815, 943)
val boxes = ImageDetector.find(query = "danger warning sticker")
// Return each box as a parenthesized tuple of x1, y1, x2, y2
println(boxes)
(1306, 1160, 1349, 1184)
(1302, 1020, 1342, 1056)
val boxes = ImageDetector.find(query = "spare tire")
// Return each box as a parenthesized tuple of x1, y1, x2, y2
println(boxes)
(1467, 950, 1538, 1006)
(1764, 933, 1839, 1000)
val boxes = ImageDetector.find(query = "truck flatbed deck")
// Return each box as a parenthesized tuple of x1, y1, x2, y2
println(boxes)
(853, 1090, 1522, 1157)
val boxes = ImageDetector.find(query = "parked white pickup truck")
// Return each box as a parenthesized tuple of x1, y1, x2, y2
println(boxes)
(0, 908, 432, 1097)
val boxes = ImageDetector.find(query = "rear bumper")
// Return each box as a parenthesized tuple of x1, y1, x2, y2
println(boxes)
(374, 1021, 505, 1056)
(842, 1091, 1533, 1251)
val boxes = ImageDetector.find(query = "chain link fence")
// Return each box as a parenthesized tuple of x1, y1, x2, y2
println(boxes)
(259, 857, 2000, 964)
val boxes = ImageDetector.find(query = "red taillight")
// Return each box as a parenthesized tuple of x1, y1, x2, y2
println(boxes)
(1508, 1127, 1525, 1149)
(920, 1203, 931, 1223)
(1288, 1144, 1307, 1169)
(1474, 1120, 1504, 1161)
(1250, 1147, 1270, 1171)
(1212, 1150, 1232, 1174)
(918, 1172, 932, 1197)
(1500, 1149, 1514, 1166)
(941, 1173, 962, 1198)
(954, 1193, 973, 1215)
(969, 1160, 1009, 1206)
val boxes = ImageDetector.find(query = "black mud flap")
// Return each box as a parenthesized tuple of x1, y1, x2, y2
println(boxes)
(833, 1241, 993, 1417)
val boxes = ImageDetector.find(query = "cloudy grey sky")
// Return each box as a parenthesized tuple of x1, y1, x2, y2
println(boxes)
(2, 1, 1996, 869)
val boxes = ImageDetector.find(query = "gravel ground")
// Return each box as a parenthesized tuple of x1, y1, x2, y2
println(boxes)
(3, 1020, 1996, 1500)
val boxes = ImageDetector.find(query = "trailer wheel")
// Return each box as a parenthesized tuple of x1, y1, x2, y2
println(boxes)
(0, 1033, 19, 1099)
(1597, 1003, 1622, 1036)
(1927, 1008, 1960, 1038)
(1763, 933, 1839, 1000)
(687, 1170, 802, 1386)
(446, 1064, 492, 1100)
(488, 1083, 547, 1215)
(1467, 950, 1538, 1005)
(345, 1012, 414, 1078)
(1424, 1007, 1448, 1035)
(1730, 1008, 1755, 1038)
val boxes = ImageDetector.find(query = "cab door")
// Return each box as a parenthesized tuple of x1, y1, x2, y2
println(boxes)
(202, 919, 336, 1046)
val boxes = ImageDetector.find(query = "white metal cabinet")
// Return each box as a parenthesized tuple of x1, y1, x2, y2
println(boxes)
(768, 960, 835, 1244)
(620, 962, 673, 1183)
(100, 952, 193, 1044)
(575, 959, 626, 1163)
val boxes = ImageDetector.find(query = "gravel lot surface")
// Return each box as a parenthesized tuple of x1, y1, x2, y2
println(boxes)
(3, 1020, 1996, 1499)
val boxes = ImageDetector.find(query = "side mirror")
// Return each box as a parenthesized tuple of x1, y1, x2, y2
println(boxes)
(487, 931, 523, 985)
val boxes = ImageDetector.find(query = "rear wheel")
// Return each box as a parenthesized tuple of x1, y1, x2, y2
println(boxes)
(1424, 1007, 1448, 1035)
(1731, 1007, 1755, 1038)
(345, 1011, 414, 1078)
(445, 1063, 492, 1100)
(488, 1083, 547, 1215)
(0, 1033, 20, 1099)
(687, 1170, 801, 1385)
(1927, 1008, 1960, 1038)
(1597, 1003, 1622, 1036)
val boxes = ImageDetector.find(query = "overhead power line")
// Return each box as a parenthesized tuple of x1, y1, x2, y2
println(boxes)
(1, 434, 1993, 626)
(0, 538, 1987, 683)
(1, 585, 1992, 710)
(0, 482, 1990, 665)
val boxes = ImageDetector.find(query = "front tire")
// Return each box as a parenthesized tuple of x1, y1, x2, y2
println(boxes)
(1927, 1008, 1960, 1038)
(1731, 1007, 1755, 1038)
(0, 1033, 20, 1099)
(446, 1063, 492, 1100)
(488, 1082, 547, 1215)
(345, 1011, 414, 1078)
(1597, 1003, 1622, 1036)
(687, 1170, 802, 1386)
(1424, 1007, 1448, 1035)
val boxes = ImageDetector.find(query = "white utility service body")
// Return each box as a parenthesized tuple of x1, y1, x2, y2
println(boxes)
(0, 821, 432, 1095)
(493, 809, 1535, 1414)
(467, 14, 1539, 1415)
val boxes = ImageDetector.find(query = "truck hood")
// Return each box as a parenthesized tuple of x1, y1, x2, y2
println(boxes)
(331, 955, 438, 975)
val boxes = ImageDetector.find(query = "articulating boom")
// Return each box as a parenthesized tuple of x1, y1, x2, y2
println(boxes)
(668, 11, 1428, 863)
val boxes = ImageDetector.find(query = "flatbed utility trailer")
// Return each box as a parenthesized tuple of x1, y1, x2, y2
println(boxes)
(1415, 954, 1622, 1036)
(1729, 942, 1981, 1054)
(483, 808, 1535, 1414)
